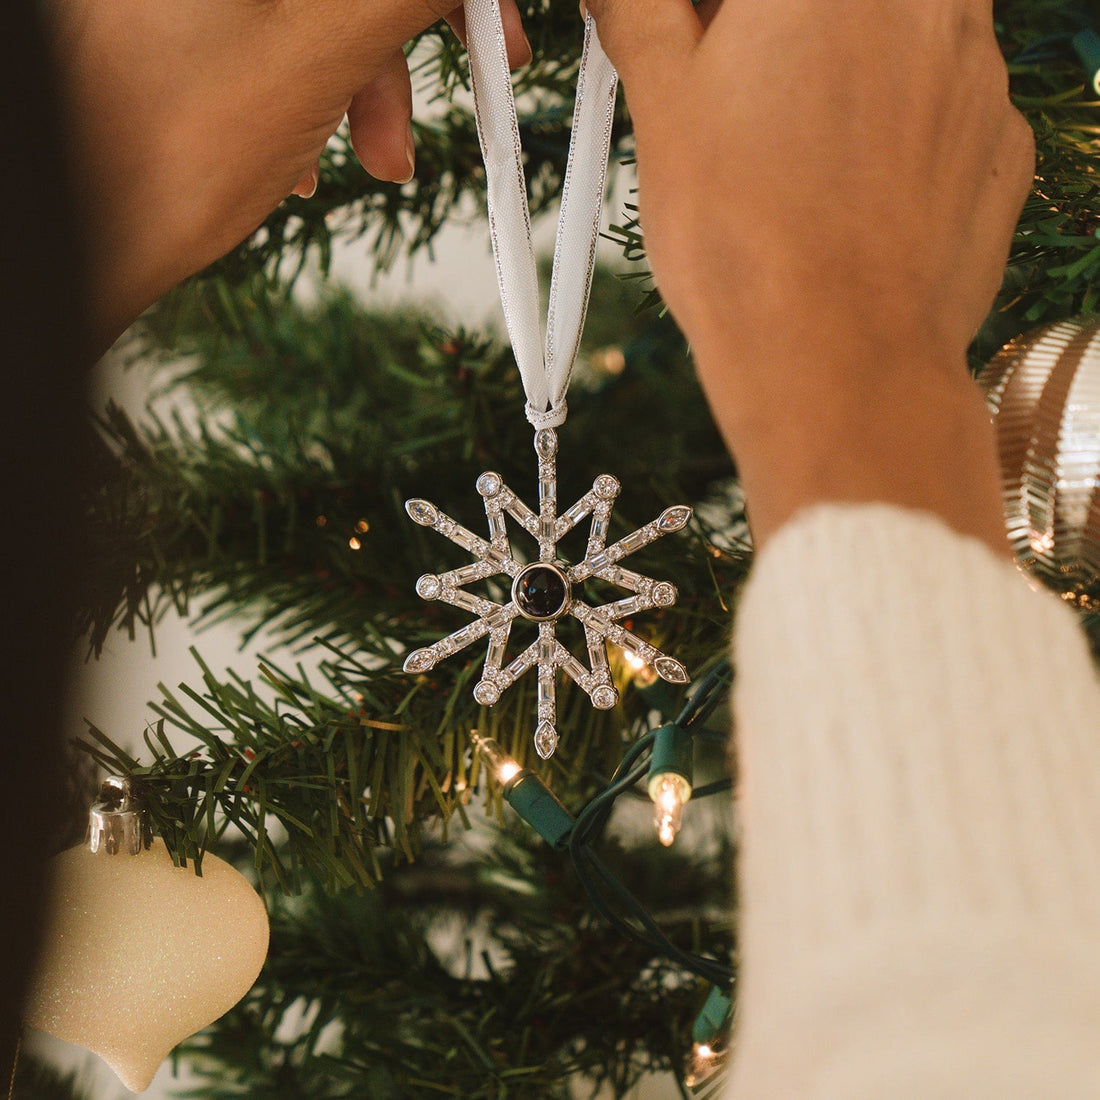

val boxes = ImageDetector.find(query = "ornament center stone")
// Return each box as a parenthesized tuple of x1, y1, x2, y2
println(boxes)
(513, 563, 571, 622)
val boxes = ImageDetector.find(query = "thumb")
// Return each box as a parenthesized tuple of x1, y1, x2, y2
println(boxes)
(587, 0, 700, 100)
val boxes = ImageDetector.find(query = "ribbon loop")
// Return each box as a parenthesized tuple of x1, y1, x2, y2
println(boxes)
(465, 0, 618, 428)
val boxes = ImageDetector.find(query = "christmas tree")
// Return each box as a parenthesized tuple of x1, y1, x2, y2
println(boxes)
(16, 0, 1100, 1096)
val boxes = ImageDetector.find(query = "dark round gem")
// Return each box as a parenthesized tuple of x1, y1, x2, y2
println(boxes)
(514, 564, 570, 621)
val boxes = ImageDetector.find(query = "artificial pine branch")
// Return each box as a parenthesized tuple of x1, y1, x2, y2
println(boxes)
(10, 1055, 96, 1100)
(91, 283, 738, 658)
(175, 830, 733, 1099)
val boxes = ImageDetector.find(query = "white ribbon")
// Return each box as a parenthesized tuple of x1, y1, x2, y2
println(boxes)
(464, 1, 618, 429)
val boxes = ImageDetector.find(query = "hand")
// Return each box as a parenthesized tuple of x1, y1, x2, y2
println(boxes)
(47, 0, 529, 351)
(587, 0, 1035, 551)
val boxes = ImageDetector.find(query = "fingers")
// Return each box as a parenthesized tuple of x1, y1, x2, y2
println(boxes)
(347, 49, 415, 184)
(446, 0, 532, 69)
(586, 0, 701, 92)
(345, 1, 530, 188)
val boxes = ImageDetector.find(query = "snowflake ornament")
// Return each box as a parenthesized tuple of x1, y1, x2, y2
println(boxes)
(403, 428, 692, 759)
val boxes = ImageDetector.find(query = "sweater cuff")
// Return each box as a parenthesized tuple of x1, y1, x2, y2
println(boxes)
(733, 503, 1100, 963)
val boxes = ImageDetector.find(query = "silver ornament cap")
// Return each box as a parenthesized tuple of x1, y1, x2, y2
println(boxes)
(88, 776, 152, 856)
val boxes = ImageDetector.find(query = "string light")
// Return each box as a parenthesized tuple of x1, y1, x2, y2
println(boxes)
(470, 734, 572, 847)
(684, 986, 733, 1088)
(622, 648, 658, 688)
(465, 664, 735, 1063)
(646, 723, 694, 847)
(348, 518, 370, 551)
(471, 733, 523, 785)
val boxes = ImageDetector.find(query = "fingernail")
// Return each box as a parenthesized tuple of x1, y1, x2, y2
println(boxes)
(292, 163, 319, 199)
(395, 124, 415, 185)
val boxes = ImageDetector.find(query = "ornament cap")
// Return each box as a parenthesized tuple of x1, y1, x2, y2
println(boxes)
(88, 777, 152, 856)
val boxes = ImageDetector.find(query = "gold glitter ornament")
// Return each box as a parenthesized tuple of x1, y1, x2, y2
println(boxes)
(23, 780, 269, 1093)
(979, 317, 1100, 598)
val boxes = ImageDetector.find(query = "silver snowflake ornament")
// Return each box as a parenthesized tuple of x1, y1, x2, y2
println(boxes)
(403, 428, 691, 759)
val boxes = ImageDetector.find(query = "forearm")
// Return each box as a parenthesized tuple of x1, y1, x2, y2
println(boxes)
(690, 335, 1011, 555)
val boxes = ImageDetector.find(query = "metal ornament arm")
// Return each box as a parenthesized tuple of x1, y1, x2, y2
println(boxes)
(404, 430, 690, 759)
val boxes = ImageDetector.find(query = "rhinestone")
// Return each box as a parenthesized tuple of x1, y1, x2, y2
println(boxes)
(451, 623, 481, 646)
(403, 648, 435, 673)
(448, 589, 484, 612)
(654, 656, 689, 684)
(593, 474, 620, 500)
(652, 582, 677, 607)
(538, 675, 554, 707)
(415, 575, 442, 600)
(485, 608, 512, 631)
(476, 472, 503, 497)
(657, 505, 692, 532)
(534, 429, 558, 459)
(451, 562, 489, 584)
(512, 563, 571, 621)
(618, 528, 651, 554)
(507, 653, 533, 678)
(534, 721, 559, 759)
(587, 551, 610, 572)
(591, 685, 618, 710)
(561, 653, 588, 684)
(486, 633, 507, 669)
(406, 499, 438, 526)
(560, 499, 589, 526)
(473, 679, 501, 706)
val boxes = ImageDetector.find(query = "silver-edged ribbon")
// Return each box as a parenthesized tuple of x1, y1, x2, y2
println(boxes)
(464, 0, 618, 428)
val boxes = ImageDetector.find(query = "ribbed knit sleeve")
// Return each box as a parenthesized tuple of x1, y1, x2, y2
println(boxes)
(726, 504, 1100, 1099)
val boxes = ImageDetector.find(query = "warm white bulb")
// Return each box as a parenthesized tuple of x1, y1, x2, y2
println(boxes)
(24, 838, 269, 1093)
(685, 1040, 723, 1087)
(471, 734, 523, 786)
(498, 761, 522, 784)
(650, 773, 690, 847)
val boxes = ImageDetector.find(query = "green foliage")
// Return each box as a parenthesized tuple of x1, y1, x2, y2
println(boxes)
(175, 830, 732, 1099)
(81, 280, 744, 881)
(10, 1051, 96, 1100)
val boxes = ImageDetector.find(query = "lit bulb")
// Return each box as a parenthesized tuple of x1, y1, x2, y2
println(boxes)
(622, 649, 658, 688)
(470, 733, 522, 786)
(649, 772, 691, 847)
(685, 1040, 724, 1088)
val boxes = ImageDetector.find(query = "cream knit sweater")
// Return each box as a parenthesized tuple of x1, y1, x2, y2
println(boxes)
(727, 505, 1100, 1098)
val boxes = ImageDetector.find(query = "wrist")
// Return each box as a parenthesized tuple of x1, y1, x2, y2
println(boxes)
(690, 337, 1010, 556)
